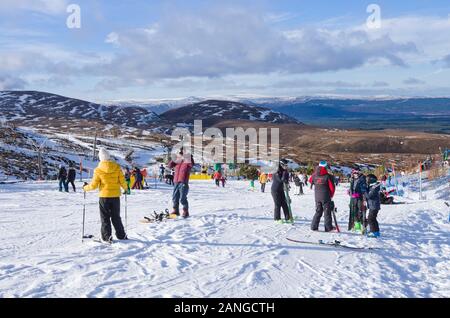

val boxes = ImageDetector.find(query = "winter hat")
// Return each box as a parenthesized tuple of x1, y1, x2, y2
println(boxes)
(367, 174, 378, 184)
(319, 161, 328, 168)
(280, 159, 289, 168)
(98, 148, 111, 162)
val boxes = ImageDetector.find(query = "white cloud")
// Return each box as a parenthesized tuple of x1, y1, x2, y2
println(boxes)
(403, 77, 426, 85)
(0, 0, 68, 15)
(105, 32, 120, 46)
(96, 8, 416, 89)
(357, 16, 450, 63)
(0, 74, 27, 90)
(438, 54, 450, 68)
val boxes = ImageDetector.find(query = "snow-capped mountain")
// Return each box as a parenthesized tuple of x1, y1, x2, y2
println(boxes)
(103, 96, 205, 114)
(0, 91, 160, 128)
(160, 100, 300, 126)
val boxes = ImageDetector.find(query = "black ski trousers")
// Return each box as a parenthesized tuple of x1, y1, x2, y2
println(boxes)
(311, 200, 333, 232)
(272, 190, 289, 221)
(261, 183, 266, 193)
(67, 180, 76, 192)
(99, 198, 126, 241)
(368, 209, 380, 233)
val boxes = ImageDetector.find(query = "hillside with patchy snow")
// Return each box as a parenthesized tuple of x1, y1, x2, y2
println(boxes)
(160, 100, 300, 126)
(0, 174, 448, 297)
(0, 91, 160, 129)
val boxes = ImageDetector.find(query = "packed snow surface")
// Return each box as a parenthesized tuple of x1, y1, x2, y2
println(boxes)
(0, 178, 449, 298)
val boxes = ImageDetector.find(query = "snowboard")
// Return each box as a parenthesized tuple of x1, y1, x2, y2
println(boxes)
(283, 183, 294, 223)
(139, 209, 178, 224)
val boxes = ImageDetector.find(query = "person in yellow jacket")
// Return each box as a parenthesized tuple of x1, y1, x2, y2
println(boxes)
(83, 148, 128, 243)
(259, 172, 268, 193)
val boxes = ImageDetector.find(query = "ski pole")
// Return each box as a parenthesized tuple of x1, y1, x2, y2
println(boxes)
(82, 191, 86, 243)
(125, 192, 128, 232)
(445, 202, 450, 222)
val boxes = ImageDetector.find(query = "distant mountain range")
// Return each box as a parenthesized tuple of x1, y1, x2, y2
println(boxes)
(106, 95, 450, 133)
(0, 91, 299, 131)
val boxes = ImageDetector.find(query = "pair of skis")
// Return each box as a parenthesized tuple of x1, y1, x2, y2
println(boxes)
(284, 183, 340, 232)
(286, 238, 376, 251)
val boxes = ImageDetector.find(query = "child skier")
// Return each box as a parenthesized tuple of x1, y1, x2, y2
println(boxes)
(220, 174, 226, 188)
(123, 167, 131, 195)
(348, 169, 368, 233)
(366, 174, 382, 238)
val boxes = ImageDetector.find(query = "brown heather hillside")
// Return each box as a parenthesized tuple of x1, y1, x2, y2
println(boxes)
(212, 120, 450, 169)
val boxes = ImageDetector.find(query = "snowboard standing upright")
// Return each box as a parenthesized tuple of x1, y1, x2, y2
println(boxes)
(284, 183, 294, 222)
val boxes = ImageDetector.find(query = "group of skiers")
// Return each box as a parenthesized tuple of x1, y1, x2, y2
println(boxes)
(269, 159, 381, 238)
(57, 164, 77, 192)
(82, 148, 194, 243)
(159, 164, 175, 185)
(79, 146, 382, 243)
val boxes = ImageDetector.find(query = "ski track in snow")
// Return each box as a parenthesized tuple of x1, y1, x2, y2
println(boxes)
(0, 179, 449, 298)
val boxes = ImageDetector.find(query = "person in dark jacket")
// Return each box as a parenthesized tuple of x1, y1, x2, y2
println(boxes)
(348, 169, 368, 232)
(309, 161, 336, 232)
(58, 165, 68, 192)
(159, 164, 165, 182)
(168, 151, 194, 218)
(67, 164, 77, 192)
(293, 173, 303, 195)
(366, 174, 381, 238)
(271, 160, 291, 223)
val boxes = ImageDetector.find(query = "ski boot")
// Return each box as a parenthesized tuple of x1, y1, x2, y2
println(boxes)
(353, 222, 362, 232)
(275, 219, 284, 224)
(101, 236, 113, 244)
(283, 218, 294, 225)
(327, 226, 338, 233)
(367, 231, 380, 238)
(182, 209, 190, 219)
(169, 210, 180, 219)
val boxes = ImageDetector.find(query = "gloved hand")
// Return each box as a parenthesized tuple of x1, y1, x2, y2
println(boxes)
(83, 182, 88, 191)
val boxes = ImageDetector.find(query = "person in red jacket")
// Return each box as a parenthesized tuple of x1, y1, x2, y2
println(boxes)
(310, 161, 336, 232)
(213, 170, 222, 187)
(168, 151, 194, 218)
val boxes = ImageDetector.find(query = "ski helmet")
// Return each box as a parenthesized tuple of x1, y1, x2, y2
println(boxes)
(319, 161, 328, 168)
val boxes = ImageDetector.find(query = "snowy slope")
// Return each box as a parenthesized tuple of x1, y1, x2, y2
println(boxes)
(0, 176, 449, 298)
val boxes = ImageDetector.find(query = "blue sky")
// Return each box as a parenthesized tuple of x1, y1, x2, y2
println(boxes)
(1, 0, 450, 101)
